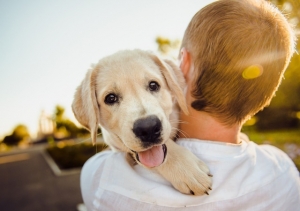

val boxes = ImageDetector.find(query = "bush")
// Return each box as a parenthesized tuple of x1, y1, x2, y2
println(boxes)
(2, 124, 30, 146)
(46, 142, 108, 169)
(256, 108, 298, 131)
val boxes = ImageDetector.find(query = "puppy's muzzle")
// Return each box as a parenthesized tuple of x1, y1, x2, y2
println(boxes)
(132, 115, 162, 147)
(132, 115, 167, 168)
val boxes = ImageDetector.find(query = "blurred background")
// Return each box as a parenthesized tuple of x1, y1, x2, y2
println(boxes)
(0, 0, 299, 210)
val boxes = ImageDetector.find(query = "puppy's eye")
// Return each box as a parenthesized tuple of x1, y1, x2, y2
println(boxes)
(149, 81, 160, 92)
(104, 94, 118, 105)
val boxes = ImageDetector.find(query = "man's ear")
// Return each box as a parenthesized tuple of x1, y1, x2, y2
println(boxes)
(72, 67, 100, 145)
(179, 48, 191, 81)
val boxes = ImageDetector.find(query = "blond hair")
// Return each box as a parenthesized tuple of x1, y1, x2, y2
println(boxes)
(181, 0, 296, 124)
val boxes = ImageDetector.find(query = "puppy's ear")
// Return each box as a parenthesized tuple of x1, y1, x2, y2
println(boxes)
(150, 54, 189, 115)
(72, 67, 100, 145)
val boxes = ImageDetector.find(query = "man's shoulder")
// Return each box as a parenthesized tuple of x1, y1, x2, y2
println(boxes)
(252, 142, 297, 171)
(80, 150, 132, 209)
(246, 141, 300, 197)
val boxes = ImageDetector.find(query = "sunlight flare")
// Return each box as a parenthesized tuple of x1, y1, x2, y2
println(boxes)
(242, 64, 263, 79)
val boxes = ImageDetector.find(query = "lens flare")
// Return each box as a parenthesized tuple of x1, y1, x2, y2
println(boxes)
(242, 65, 263, 79)
(296, 112, 300, 119)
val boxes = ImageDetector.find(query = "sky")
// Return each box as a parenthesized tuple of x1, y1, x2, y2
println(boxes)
(0, 0, 215, 139)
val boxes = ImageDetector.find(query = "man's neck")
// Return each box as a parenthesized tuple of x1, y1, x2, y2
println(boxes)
(178, 51, 241, 144)
(178, 109, 241, 144)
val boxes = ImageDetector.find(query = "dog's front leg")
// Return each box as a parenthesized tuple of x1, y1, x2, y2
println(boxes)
(156, 140, 212, 195)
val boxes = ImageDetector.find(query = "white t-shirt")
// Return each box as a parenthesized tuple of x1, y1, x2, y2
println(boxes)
(81, 134, 300, 211)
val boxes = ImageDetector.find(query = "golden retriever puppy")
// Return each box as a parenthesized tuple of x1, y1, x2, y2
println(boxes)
(72, 49, 212, 195)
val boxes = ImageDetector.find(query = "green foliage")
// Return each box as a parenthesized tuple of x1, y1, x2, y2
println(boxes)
(46, 142, 108, 169)
(53, 105, 90, 138)
(54, 105, 65, 121)
(255, 108, 299, 130)
(2, 124, 30, 146)
(155, 36, 181, 57)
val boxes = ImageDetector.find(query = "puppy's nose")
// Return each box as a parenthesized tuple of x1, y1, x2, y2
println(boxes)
(133, 115, 162, 144)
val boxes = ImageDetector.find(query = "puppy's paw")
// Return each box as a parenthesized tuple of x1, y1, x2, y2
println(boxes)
(156, 141, 212, 195)
(171, 156, 212, 195)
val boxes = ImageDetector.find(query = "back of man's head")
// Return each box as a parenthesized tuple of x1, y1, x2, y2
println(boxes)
(181, 0, 296, 125)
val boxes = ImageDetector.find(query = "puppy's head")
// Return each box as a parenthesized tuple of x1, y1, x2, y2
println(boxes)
(72, 49, 188, 167)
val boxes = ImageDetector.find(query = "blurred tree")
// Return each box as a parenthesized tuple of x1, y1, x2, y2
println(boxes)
(54, 105, 65, 122)
(156, 36, 181, 58)
(2, 124, 30, 146)
(53, 105, 89, 138)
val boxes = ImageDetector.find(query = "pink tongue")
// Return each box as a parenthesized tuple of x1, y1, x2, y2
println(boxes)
(138, 145, 164, 168)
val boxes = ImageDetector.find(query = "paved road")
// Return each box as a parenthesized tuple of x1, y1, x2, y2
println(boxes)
(0, 147, 83, 211)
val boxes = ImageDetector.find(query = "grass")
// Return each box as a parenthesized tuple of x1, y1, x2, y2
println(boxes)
(242, 127, 300, 171)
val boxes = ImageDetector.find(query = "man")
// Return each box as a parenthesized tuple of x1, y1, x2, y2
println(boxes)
(81, 0, 300, 210)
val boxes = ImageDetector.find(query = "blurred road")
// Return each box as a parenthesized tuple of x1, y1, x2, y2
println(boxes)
(0, 146, 83, 211)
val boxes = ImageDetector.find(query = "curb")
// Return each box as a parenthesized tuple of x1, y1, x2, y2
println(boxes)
(41, 150, 82, 176)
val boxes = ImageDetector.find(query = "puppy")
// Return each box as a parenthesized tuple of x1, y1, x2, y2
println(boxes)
(72, 49, 212, 195)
